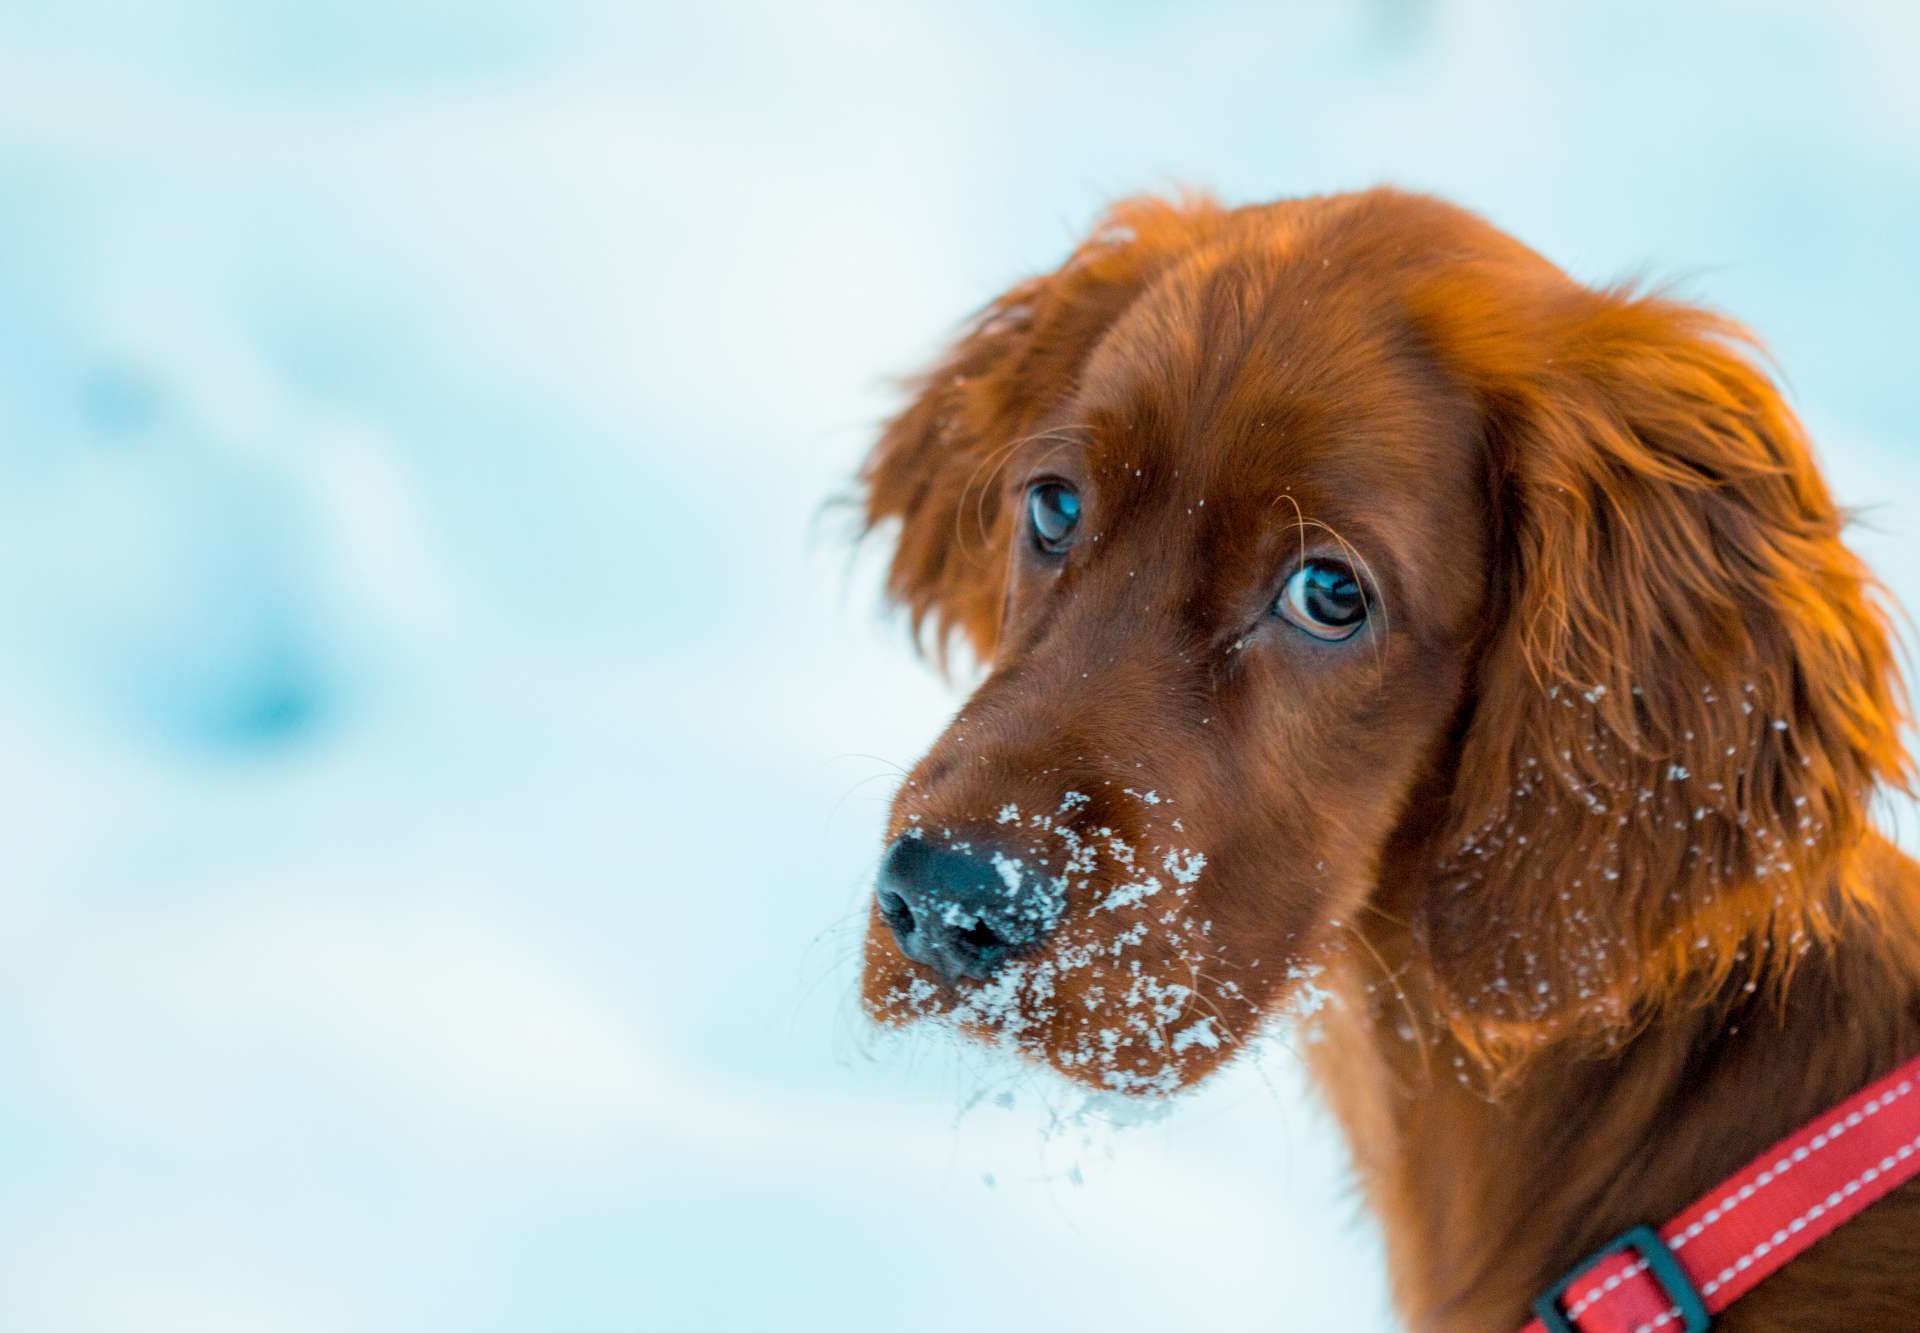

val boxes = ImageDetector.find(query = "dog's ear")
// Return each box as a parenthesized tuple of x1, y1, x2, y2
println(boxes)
(860, 195, 1221, 664)
(1416, 282, 1910, 1058)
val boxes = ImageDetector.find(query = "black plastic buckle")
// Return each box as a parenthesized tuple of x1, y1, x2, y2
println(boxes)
(1530, 1224, 1710, 1333)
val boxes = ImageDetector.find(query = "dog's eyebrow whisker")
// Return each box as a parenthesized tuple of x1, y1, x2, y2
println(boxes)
(1329, 530, 1391, 675)
(956, 422, 1096, 556)
(953, 434, 1030, 558)
(1274, 493, 1385, 628)
(1287, 509, 1392, 673)
(1276, 490, 1312, 583)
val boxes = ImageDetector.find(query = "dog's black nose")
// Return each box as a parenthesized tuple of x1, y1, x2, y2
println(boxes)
(875, 834, 1058, 985)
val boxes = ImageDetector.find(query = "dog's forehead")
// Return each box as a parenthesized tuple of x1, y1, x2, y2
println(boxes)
(1080, 248, 1464, 462)
(1047, 249, 1486, 621)
(1066, 259, 1475, 520)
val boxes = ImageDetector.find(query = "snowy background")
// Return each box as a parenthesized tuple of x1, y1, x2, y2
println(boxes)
(0, 2, 1917, 1330)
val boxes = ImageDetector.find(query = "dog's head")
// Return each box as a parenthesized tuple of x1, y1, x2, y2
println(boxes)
(857, 190, 1906, 1094)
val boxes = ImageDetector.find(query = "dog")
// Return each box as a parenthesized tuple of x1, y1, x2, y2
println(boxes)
(854, 189, 1920, 1329)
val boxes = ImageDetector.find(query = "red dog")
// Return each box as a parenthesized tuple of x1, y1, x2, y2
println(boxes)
(856, 190, 1920, 1329)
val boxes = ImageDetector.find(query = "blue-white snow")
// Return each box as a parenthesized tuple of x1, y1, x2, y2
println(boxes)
(0, 3, 1916, 1330)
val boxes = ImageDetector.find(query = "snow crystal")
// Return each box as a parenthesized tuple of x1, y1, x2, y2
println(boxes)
(989, 851, 1025, 897)
(1162, 849, 1207, 885)
(1171, 1019, 1219, 1053)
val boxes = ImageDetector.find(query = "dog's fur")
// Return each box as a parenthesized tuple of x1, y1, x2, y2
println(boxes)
(856, 189, 1920, 1329)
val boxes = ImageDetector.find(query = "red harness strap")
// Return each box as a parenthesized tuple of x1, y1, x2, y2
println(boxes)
(1521, 1050, 1920, 1333)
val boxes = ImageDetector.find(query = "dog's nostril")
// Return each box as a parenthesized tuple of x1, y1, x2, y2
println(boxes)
(956, 918, 1004, 954)
(877, 890, 915, 934)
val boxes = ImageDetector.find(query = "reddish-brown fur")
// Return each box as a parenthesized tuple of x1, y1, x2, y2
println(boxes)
(856, 189, 1920, 1329)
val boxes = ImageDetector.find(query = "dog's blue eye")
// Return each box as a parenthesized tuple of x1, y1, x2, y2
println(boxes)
(1027, 482, 1081, 553)
(1277, 560, 1367, 640)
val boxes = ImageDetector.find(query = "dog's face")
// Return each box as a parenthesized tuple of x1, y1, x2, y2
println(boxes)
(858, 191, 1904, 1094)
(862, 236, 1492, 1092)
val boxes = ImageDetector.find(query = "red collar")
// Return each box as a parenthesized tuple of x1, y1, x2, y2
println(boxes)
(1522, 1050, 1920, 1332)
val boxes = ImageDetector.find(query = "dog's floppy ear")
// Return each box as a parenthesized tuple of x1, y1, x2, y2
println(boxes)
(1415, 280, 1910, 1058)
(860, 195, 1221, 664)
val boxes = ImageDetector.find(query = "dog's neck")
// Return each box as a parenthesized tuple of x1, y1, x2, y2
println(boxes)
(1308, 829, 1920, 1332)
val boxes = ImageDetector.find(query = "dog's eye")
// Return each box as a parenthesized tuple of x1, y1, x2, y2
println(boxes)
(1027, 482, 1081, 553)
(1277, 560, 1367, 640)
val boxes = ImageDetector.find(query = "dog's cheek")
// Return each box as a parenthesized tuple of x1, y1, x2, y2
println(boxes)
(1037, 903, 1270, 1092)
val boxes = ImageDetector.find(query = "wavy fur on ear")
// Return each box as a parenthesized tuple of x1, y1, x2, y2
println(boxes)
(860, 195, 1224, 664)
(1410, 276, 1912, 1062)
